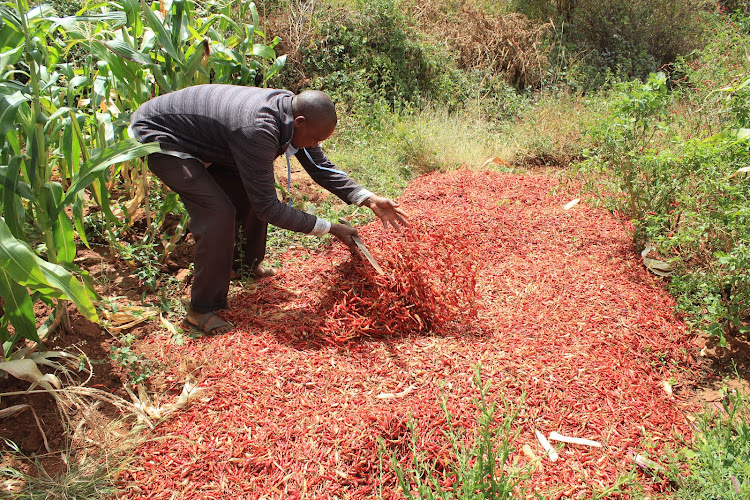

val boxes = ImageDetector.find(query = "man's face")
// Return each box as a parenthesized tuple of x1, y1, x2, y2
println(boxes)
(291, 116, 335, 149)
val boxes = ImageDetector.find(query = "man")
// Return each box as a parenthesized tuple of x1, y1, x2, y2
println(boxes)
(131, 85, 407, 335)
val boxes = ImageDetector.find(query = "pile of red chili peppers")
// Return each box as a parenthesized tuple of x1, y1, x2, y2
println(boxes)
(122, 170, 699, 499)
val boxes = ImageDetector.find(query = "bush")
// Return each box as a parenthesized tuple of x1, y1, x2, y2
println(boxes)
(516, 0, 704, 83)
(274, 0, 450, 111)
(576, 68, 750, 340)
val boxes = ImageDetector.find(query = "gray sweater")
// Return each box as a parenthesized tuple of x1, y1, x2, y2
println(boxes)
(130, 85, 369, 234)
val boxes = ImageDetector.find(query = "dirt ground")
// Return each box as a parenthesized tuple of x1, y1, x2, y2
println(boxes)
(1, 161, 749, 493)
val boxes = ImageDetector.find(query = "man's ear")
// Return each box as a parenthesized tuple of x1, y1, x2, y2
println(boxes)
(293, 115, 307, 128)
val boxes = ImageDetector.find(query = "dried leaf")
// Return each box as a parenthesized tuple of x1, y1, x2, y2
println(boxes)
(98, 301, 159, 333)
(548, 431, 602, 447)
(376, 385, 416, 400)
(728, 166, 750, 179)
(480, 157, 511, 169)
(0, 359, 62, 390)
(563, 198, 580, 210)
(633, 453, 667, 475)
(535, 429, 559, 461)
(641, 246, 673, 276)
(661, 380, 673, 397)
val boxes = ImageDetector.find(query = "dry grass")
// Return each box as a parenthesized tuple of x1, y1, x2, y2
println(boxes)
(412, 1, 552, 88)
(266, 0, 554, 91)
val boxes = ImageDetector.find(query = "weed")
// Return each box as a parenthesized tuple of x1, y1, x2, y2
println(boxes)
(667, 384, 750, 499)
(108, 333, 154, 385)
(379, 367, 529, 499)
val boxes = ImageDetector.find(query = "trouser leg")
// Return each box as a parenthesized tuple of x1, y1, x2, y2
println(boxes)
(208, 165, 268, 270)
(146, 153, 235, 313)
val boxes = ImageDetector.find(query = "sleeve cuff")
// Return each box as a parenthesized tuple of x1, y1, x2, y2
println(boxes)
(308, 217, 331, 236)
(350, 188, 374, 206)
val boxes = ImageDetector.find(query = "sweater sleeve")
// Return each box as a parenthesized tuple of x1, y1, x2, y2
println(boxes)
(295, 146, 373, 205)
(229, 125, 319, 234)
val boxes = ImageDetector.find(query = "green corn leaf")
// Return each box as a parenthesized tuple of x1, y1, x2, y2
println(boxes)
(213, 14, 242, 37)
(52, 139, 161, 221)
(67, 75, 90, 89)
(43, 182, 76, 264)
(140, 0, 183, 63)
(72, 192, 89, 249)
(183, 40, 208, 81)
(0, 91, 28, 137)
(249, 1, 259, 29)
(100, 38, 152, 66)
(92, 75, 108, 111)
(1, 156, 27, 237)
(50, 12, 127, 32)
(59, 261, 100, 302)
(0, 218, 57, 296)
(151, 65, 173, 93)
(187, 15, 219, 37)
(264, 54, 287, 82)
(0, 45, 23, 67)
(60, 116, 74, 172)
(0, 5, 23, 32)
(90, 177, 118, 224)
(0, 165, 35, 202)
(36, 258, 97, 321)
(0, 268, 39, 343)
(251, 43, 275, 61)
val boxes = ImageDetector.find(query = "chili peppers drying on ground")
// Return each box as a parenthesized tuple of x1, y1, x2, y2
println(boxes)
(122, 169, 699, 499)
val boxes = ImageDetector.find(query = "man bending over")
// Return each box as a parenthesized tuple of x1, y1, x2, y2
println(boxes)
(130, 85, 407, 335)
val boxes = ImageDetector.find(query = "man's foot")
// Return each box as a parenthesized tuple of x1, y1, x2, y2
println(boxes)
(229, 266, 275, 280)
(184, 311, 234, 335)
(251, 265, 275, 278)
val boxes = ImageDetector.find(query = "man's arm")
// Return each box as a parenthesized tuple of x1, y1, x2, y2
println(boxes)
(296, 146, 408, 231)
(295, 146, 373, 206)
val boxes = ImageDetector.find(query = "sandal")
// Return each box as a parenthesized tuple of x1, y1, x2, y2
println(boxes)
(182, 311, 234, 335)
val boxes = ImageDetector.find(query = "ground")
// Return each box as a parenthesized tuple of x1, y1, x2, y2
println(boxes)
(1, 164, 749, 498)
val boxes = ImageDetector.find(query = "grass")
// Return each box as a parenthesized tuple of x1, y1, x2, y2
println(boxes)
(0, 440, 124, 500)
(668, 382, 750, 499)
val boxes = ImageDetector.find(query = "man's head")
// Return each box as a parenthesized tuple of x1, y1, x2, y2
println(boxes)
(290, 90, 337, 149)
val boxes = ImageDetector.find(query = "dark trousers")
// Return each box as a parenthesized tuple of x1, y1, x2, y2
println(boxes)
(147, 153, 267, 313)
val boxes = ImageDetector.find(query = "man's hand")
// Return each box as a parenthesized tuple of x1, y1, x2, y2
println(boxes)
(362, 195, 409, 231)
(329, 222, 361, 255)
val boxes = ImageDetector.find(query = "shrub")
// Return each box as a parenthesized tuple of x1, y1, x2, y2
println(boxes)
(273, 0, 449, 111)
(576, 68, 750, 340)
(516, 0, 704, 83)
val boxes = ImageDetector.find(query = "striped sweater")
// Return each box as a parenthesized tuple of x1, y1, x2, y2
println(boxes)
(130, 85, 370, 234)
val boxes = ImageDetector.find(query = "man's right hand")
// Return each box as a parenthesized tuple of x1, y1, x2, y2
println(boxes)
(329, 222, 361, 256)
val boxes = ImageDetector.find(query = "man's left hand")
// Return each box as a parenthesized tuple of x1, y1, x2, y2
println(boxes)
(363, 195, 409, 231)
